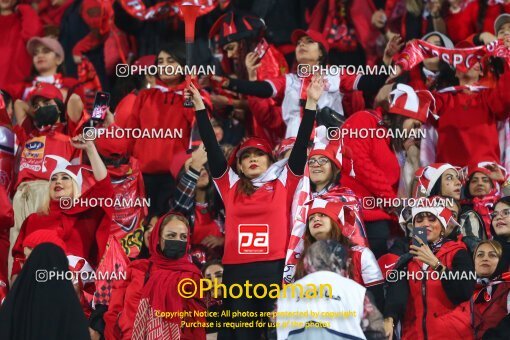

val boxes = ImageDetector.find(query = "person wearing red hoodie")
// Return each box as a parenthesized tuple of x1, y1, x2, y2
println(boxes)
(0, 0, 42, 89)
(104, 212, 205, 340)
(126, 42, 211, 216)
(384, 198, 475, 339)
(342, 83, 434, 258)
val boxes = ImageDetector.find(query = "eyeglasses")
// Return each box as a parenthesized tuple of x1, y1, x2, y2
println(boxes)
(308, 158, 330, 166)
(490, 208, 510, 220)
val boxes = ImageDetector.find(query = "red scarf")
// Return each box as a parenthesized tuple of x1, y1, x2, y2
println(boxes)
(118, 0, 217, 21)
(135, 212, 204, 329)
(78, 59, 102, 113)
(395, 39, 510, 72)
(474, 272, 510, 302)
(470, 194, 499, 239)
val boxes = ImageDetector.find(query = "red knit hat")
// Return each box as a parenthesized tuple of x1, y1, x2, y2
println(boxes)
(236, 137, 273, 159)
(308, 126, 355, 177)
(27, 82, 63, 104)
(388, 84, 436, 123)
(307, 198, 357, 236)
(405, 197, 456, 230)
(23, 229, 66, 252)
(291, 29, 330, 52)
(414, 163, 459, 196)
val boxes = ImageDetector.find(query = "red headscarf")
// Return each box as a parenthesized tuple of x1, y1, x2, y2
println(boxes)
(141, 212, 204, 322)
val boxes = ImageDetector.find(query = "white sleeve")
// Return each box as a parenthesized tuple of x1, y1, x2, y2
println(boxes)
(361, 248, 384, 287)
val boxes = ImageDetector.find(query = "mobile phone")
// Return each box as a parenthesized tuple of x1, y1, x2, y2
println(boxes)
(91, 92, 110, 122)
(412, 227, 428, 249)
(253, 38, 269, 60)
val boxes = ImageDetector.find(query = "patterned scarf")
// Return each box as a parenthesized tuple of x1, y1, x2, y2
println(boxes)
(117, 0, 217, 21)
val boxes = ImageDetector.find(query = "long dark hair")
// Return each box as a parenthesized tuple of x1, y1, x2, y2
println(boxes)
(382, 113, 406, 152)
(177, 165, 225, 221)
(235, 151, 275, 196)
(110, 74, 147, 111)
(309, 161, 341, 192)
(156, 42, 186, 82)
(229, 38, 259, 80)
(294, 219, 353, 280)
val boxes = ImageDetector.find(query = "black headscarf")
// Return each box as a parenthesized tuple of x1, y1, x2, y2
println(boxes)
(0, 243, 90, 340)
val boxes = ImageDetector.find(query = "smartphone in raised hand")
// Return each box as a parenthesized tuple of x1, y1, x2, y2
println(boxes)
(91, 91, 110, 124)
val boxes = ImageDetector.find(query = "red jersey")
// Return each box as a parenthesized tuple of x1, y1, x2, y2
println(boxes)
(126, 85, 210, 174)
(350, 245, 384, 287)
(14, 124, 81, 189)
(213, 166, 301, 264)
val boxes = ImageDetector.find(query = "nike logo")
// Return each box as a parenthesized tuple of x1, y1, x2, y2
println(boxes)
(384, 264, 395, 269)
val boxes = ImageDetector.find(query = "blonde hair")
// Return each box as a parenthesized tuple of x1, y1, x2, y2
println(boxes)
(473, 240, 503, 261)
(39, 176, 81, 214)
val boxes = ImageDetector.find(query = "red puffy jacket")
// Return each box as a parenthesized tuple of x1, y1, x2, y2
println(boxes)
(402, 240, 473, 340)
(341, 109, 400, 222)
(473, 281, 510, 339)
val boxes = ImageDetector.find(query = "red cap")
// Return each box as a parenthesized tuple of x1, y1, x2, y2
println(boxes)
(27, 82, 63, 103)
(307, 198, 357, 237)
(133, 55, 156, 74)
(388, 84, 435, 123)
(291, 29, 330, 52)
(94, 127, 130, 158)
(23, 229, 66, 253)
(235, 137, 273, 159)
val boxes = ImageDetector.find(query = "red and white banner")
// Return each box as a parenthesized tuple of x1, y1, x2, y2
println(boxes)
(395, 39, 510, 72)
(117, 0, 217, 21)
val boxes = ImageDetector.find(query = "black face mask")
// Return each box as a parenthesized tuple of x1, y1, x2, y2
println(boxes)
(162, 239, 187, 259)
(34, 105, 60, 128)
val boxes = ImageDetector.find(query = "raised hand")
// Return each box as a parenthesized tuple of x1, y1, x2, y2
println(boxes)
(186, 82, 205, 111)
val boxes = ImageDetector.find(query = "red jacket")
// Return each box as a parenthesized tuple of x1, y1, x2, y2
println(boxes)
(104, 259, 148, 340)
(473, 281, 510, 339)
(341, 109, 399, 222)
(0, 5, 42, 89)
(126, 85, 211, 174)
(402, 241, 473, 340)
(104, 260, 204, 340)
(432, 75, 510, 167)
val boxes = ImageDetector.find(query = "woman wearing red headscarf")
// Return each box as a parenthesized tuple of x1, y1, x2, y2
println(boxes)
(104, 212, 205, 340)
(187, 72, 319, 340)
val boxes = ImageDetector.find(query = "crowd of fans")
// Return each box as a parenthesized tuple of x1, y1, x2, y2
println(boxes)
(1, 0, 510, 339)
